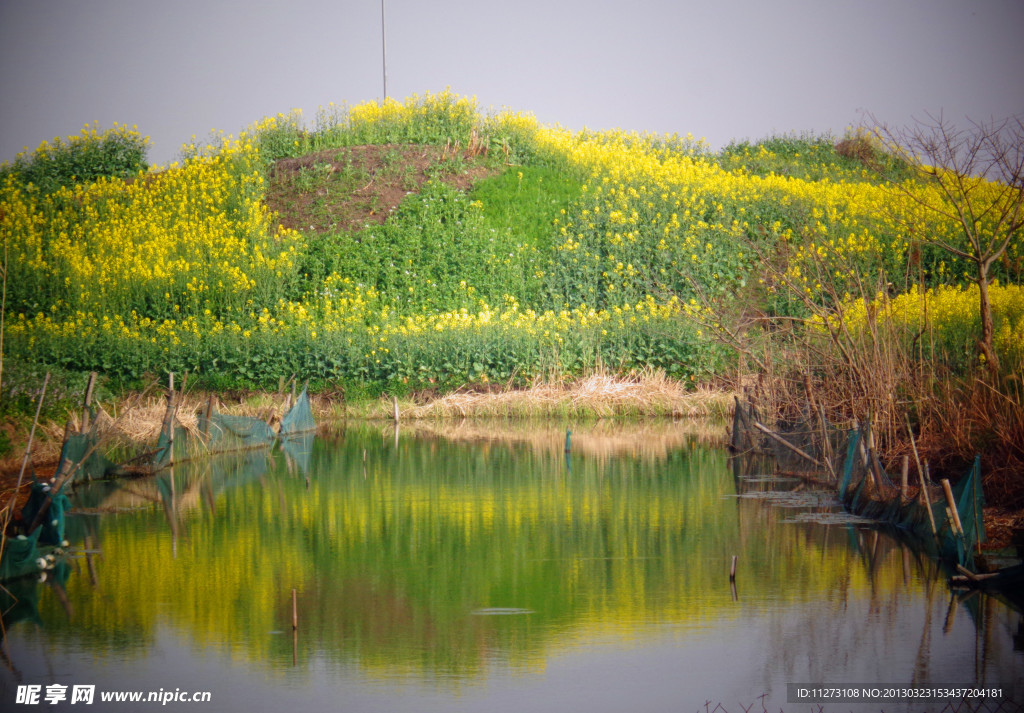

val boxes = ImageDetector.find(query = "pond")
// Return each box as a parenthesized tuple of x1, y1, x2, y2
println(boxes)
(2, 421, 1021, 712)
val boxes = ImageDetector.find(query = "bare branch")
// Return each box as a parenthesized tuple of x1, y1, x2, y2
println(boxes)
(864, 111, 1024, 379)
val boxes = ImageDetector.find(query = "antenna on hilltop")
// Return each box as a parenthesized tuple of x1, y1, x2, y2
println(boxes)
(381, 0, 388, 101)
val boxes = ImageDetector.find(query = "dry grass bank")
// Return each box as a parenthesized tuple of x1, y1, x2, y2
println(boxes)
(1, 370, 732, 471)
(347, 370, 734, 422)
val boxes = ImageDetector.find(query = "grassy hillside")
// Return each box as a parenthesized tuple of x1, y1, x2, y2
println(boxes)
(2, 91, 1023, 490)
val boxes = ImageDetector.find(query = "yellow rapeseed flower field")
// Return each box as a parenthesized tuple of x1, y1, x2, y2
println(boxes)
(2, 93, 1019, 385)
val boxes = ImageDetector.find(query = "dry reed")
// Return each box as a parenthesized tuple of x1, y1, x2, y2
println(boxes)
(99, 391, 303, 445)
(397, 368, 732, 421)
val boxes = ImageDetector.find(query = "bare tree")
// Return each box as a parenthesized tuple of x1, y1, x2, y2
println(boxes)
(0, 240, 6, 396)
(867, 112, 1024, 379)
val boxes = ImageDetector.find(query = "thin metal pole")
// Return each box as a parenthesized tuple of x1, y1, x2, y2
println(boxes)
(381, 0, 388, 100)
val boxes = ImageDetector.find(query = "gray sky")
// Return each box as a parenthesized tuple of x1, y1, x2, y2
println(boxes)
(2, 0, 1023, 166)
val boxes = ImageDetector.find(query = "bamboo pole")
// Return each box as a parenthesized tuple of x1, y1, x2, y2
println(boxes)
(905, 416, 925, 490)
(919, 461, 939, 545)
(734, 396, 756, 452)
(292, 588, 299, 667)
(941, 479, 964, 537)
(818, 403, 835, 479)
(904, 416, 939, 543)
(159, 372, 178, 464)
(752, 421, 823, 469)
(80, 371, 97, 433)
(731, 396, 741, 451)
(292, 588, 298, 630)
(27, 386, 153, 533)
(1, 373, 51, 564)
(84, 534, 99, 588)
(954, 564, 999, 582)
(944, 592, 958, 634)
(166, 466, 178, 559)
(971, 456, 981, 556)
(202, 395, 215, 438)
(867, 446, 883, 492)
(900, 456, 909, 500)
(12, 372, 50, 508)
(801, 376, 836, 480)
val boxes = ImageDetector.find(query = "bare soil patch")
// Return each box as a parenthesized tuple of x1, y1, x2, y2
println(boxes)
(264, 144, 499, 235)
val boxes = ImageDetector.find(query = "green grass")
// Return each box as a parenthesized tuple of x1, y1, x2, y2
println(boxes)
(471, 164, 584, 255)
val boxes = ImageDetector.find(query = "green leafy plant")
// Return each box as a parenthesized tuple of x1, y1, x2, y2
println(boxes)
(0, 122, 148, 195)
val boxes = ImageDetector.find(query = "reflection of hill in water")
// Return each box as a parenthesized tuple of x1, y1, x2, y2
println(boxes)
(28, 428, 1023, 694)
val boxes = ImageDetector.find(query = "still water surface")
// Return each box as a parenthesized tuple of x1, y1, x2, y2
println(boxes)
(2, 422, 1021, 712)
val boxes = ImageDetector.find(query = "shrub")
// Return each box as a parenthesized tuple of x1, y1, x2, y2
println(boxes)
(0, 122, 148, 195)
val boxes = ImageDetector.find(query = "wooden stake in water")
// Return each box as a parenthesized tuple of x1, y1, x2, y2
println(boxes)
(84, 534, 99, 588)
(292, 588, 299, 667)
(729, 556, 738, 602)
(80, 371, 97, 433)
(900, 456, 909, 500)
(202, 395, 215, 439)
(730, 396, 741, 451)
(941, 479, 964, 537)
(943, 592, 958, 634)
(866, 447, 883, 492)
(160, 372, 177, 462)
(920, 461, 939, 545)
(167, 466, 178, 559)
(818, 403, 834, 478)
